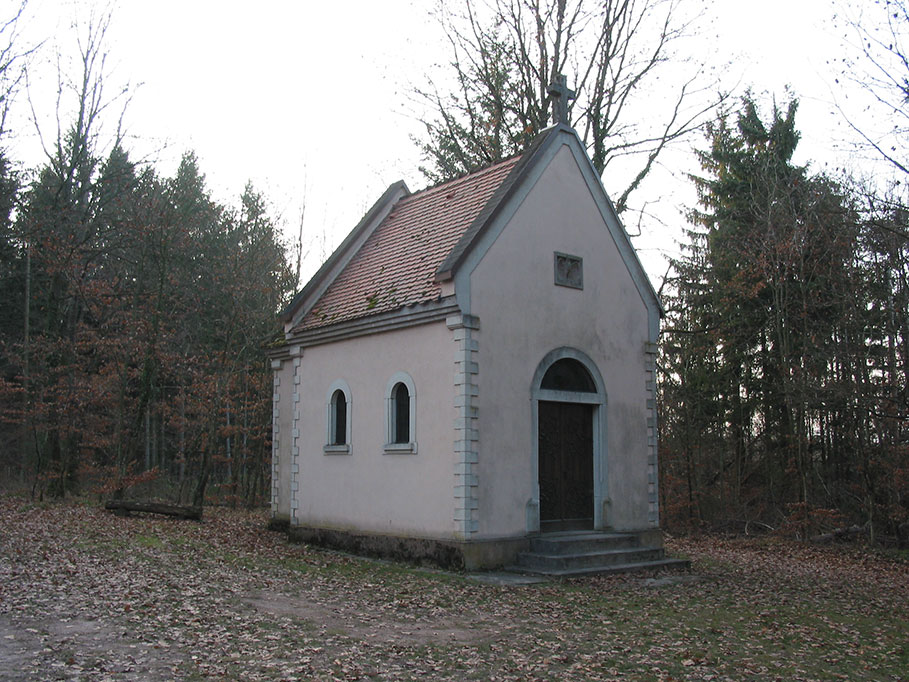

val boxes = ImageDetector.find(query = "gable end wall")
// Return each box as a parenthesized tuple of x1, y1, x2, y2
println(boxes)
(466, 144, 658, 536)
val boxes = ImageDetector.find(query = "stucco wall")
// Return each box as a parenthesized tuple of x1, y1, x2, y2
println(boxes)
(469, 144, 653, 536)
(289, 321, 457, 538)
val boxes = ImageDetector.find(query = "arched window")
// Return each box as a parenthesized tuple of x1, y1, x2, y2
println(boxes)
(324, 380, 352, 454)
(385, 372, 417, 454)
(392, 382, 410, 444)
(330, 389, 347, 445)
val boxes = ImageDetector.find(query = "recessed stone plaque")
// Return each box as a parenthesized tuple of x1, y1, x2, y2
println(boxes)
(554, 252, 583, 289)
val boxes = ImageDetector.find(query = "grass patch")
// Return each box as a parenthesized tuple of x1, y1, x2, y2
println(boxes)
(134, 534, 164, 549)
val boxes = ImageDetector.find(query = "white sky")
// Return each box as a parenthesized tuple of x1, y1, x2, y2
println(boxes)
(7, 0, 886, 287)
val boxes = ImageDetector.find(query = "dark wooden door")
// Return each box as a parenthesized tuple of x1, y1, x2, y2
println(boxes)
(538, 401, 594, 531)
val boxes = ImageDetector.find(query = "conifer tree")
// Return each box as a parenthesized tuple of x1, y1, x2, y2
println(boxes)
(662, 95, 863, 532)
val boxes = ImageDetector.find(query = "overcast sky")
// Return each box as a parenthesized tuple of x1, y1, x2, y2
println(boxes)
(9, 0, 883, 285)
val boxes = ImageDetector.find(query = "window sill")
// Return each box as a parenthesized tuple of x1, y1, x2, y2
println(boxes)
(323, 444, 351, 455)
(383, 442, 418, 455)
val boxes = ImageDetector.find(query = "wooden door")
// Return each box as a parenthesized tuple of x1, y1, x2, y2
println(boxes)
(538, 401, 594, 531)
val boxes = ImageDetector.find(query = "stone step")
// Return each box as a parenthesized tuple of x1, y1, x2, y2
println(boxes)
(515, 546, 665, 572)
(508, 557, 691, 578)
(506, 530, 690, 577)
(528, 531, 642, 555)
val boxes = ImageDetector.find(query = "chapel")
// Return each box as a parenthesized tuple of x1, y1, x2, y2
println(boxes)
(267, 83, 680, 573)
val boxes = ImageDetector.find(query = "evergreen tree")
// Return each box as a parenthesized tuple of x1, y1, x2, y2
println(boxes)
(662, 95, 865, 533)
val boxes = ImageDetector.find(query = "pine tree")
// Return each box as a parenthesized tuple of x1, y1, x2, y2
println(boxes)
(662, 95, 863, 532)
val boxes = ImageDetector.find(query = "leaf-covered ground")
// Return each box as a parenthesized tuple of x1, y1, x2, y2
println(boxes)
(1, 498, 906, 681)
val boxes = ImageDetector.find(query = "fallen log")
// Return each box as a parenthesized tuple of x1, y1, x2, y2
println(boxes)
(104, 500, 202, 520)
(810, 524, 866, 544)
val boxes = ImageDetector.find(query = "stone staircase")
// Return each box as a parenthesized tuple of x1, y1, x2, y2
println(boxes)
(508, 531, 690, 577)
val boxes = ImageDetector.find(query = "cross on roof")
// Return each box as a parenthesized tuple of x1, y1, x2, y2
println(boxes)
(547, 74, 575, 126)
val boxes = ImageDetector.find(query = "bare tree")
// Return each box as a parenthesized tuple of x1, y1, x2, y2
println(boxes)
(0, 0, 33, 140)
(27, 9, 132, 195)
(836, 0, 909, 175)
(414, 0, 724, 213)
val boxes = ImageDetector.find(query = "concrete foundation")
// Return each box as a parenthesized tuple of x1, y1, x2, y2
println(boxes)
(284, 525, 532, 571)
(278, 524, 666, 572)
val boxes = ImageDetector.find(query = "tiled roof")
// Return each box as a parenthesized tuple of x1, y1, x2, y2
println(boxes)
(295, 156, 522, 332)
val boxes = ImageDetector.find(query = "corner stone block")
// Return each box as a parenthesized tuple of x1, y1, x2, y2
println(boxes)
(453, 485, 477, 499)
(454, 442, 479, 458)
(454, 404, 478, 419)
(454, 473, 479, 487)
(454, 372, 474, 386)
(454, 506, 478, 520)
(453, 417, 475, 431)
(453, 461, 475, 476)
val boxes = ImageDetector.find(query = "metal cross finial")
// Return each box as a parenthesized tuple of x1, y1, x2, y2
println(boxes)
(547, 74, 575, 125)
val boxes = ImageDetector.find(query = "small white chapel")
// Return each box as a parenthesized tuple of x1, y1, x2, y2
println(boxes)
(267, 79, 679, 574)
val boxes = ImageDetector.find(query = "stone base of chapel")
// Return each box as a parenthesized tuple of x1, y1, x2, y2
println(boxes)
(266, 514, 291, 533)
(283, 524, 537, 571)
(279, 524, 667, 572)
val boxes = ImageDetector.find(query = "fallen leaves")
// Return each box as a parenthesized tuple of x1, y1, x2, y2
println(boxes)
(1, 498, 907, 681)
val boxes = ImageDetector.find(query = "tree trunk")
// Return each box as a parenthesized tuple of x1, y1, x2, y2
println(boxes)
(104, 499, 202, 520)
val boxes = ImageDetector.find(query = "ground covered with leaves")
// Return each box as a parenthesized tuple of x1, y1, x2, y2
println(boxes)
(1, 498, 906, 681)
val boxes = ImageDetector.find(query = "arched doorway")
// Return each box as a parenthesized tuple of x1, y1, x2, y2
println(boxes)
(530, 349, 607, 533)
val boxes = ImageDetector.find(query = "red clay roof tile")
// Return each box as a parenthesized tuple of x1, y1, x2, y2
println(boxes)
(295, 156, 521, 332)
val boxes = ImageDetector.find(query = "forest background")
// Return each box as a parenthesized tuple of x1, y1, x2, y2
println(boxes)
(0, 0, 905, 545)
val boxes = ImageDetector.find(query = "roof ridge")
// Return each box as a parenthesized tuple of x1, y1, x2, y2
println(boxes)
(402, 154, 524, 203)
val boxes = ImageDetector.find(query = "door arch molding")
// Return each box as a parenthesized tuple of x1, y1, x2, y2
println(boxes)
(528, 347, 608, 532)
